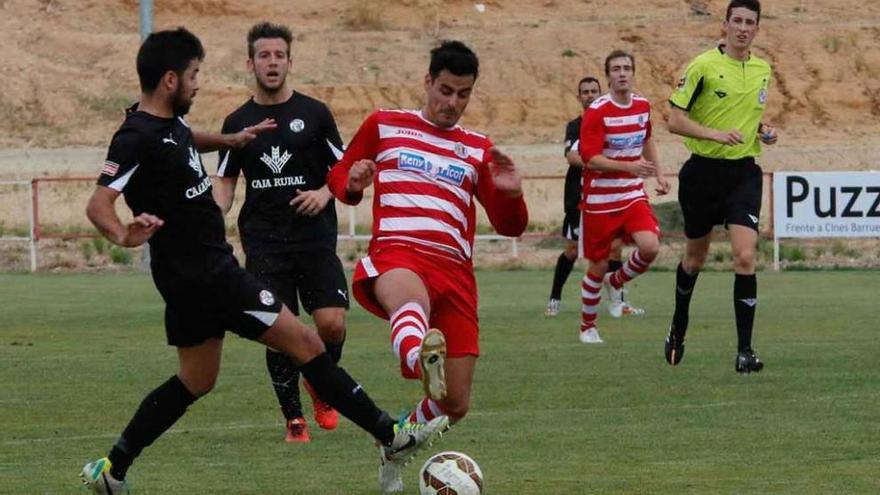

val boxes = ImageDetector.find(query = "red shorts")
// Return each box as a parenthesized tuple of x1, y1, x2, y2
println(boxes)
(352, 244, 479, 357)
(580, 200, 660, 262)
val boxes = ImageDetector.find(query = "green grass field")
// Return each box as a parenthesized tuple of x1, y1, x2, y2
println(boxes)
(1, 270, 879, 494)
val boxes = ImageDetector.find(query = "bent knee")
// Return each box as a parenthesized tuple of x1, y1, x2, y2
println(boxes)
(439, 398, 470, 422)
(318, 320, 347, 345)
(180, 374, 217, 397)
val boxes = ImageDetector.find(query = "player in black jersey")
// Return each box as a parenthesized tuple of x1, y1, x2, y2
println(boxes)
(544, 76, 643, 321)
(79, 27, 447, 495)
(213, 22, 349, 444)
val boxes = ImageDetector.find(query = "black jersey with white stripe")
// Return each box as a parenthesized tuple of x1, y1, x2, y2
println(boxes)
(98, 110, 233, 283)
(218, 92, 344, 252)
(563, 116, 584, 212)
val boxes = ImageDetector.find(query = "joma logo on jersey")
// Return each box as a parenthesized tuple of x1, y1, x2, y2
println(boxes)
(398, 152, 466, 186)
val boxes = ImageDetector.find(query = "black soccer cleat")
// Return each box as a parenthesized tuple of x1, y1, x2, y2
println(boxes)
(735, 348, 764, 374)
(664, 331, 685, 366)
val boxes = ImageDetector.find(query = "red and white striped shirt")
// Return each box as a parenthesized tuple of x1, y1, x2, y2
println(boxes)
(578, 93, 652, 213)
(327, 109, 528, 262)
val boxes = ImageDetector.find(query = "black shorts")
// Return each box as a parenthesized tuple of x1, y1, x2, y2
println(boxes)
(157, 258, 283, 348)
(678, 154, 763, 239)
(245, 248, 349, 316)
(562, 209, 581, 241)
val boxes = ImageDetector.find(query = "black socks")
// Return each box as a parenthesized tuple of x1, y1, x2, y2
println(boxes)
(734, 273, 757, 352)
(672, 263, 699, 339)
(108, 375, 197, 480)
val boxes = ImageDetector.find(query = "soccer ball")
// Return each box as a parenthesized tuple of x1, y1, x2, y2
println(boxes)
(418, 451, 483, 495)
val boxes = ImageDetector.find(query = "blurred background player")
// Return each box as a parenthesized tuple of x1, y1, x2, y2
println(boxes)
(545, 76, 644, 319)
(577, 50, 670, 344)
(214, 22, 348, 443)
(327, 40, 528, 493)
(79, 27, 448, 495)
(665, 0, 776, 372)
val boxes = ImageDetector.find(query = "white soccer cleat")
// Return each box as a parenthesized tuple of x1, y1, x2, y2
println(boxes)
(378, 447, 404, 493)
(579, 326, 604, 344)
(378, 415, 451, 493)
(80, 457, 129, 494)
(618, 300, 645, 316)
(419, 329, 447, 401)
(604, 274, 626, 318)
(544, 298, 560, 317)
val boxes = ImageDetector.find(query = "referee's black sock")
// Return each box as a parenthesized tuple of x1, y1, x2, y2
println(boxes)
(550, 253, 575, 300)
(299, 352, 396, 446)
(108, 375, 197, 480)
(734, 273, 758, 352)
(266, 348, 303, 420)
(672, 263, 700, 339)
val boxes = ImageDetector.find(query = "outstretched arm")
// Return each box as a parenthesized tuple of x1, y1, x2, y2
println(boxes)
(193, 118, 277, 153)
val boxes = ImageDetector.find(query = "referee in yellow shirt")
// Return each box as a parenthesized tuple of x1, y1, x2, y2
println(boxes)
(664, 0, 778, 373)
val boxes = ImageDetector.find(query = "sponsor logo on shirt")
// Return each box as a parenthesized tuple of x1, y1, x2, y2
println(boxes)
(758, 88, 767, 104)
(185, 175, 212, 199)
(606, 133, 646, 149)
(187, 147, 204, 177)
(259, 146, 292, 174)
(250, 176, 306, 189)
(398, 151, 467, 186)
(714, 90, 728, 99)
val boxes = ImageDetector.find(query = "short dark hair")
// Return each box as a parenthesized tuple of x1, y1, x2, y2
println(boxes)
(578, 76, 601, 92)
(136, 27, 205, 93)
(604, 50, 635, 76)
(726, 0, 761, 23)
(429, 40, 479, 80)
(247, 21, 293, 59)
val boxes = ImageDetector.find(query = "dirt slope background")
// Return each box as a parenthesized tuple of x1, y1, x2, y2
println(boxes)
(1, 0, 879, 152)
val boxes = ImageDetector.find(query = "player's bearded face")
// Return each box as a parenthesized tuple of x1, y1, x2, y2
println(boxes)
(424, 70, 475, 129)
(172, 60, 200, 116)
(250, 38, 291, 93)
(723, 8, 759, 50)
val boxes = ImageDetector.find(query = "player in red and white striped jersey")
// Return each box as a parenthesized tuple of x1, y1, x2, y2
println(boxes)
(327, 40, 528, 493)
(577, 50, 670, 344)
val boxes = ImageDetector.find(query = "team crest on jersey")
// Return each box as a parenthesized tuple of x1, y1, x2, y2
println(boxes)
(758, 88, 768, 105)
(289, 119, 305, 133)
(260, 146, 292, 174)
(637, 114, 646, 127)
(259, 290, 275, 306)
(454, 142, 469, 159)
(187, 147, 204, 177)
(398, 151, 467, 186)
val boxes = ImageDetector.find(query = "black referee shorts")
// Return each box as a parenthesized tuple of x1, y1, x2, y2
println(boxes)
(158, 258, 283, 347)
(561, 209, 581, 241)
(678, 154, 763, 239)
(245, 248, 350, 316)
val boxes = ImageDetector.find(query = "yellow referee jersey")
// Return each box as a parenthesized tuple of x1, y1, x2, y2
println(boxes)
(669, 46, 772, 160)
